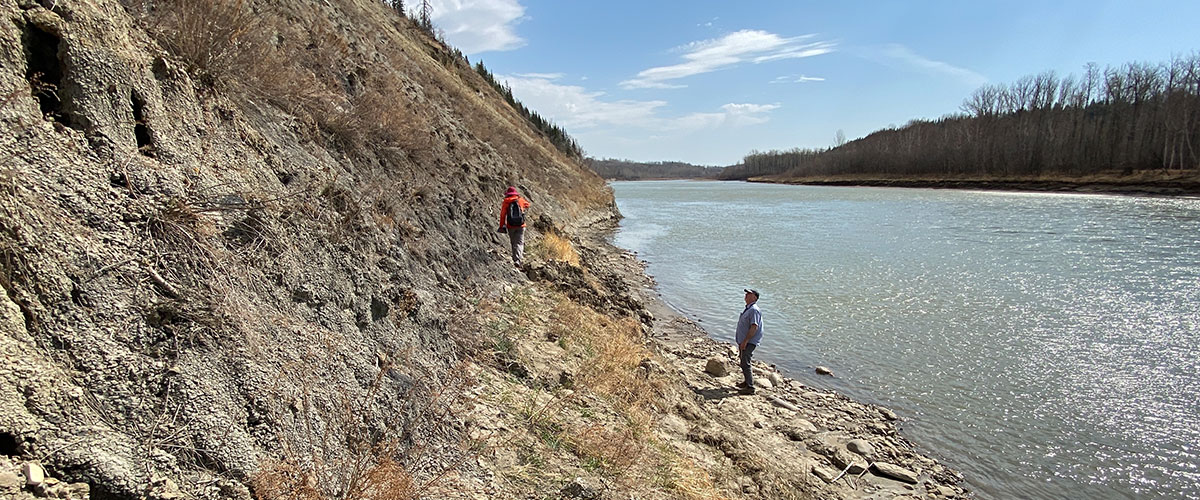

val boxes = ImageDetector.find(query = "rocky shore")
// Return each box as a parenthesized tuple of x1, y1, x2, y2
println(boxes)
(557, 224, 972, 499)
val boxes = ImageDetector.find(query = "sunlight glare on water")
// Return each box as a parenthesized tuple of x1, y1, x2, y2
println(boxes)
(611, 181, 1200, 500)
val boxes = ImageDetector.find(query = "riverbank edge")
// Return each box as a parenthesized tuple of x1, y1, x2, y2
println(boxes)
(574, 218, 972, 498)
(742, 173, 1200, 197)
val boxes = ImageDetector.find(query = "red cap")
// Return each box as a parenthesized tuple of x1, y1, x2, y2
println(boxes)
(505, 186, 518, 196)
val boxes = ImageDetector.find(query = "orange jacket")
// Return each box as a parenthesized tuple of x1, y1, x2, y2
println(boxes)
(499, 195, 530, 229)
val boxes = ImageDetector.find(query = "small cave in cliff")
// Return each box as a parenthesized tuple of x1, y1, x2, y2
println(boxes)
(22, 23, 67, 123)
(131, 91, 155, 156)
(0, 431, 19, 456)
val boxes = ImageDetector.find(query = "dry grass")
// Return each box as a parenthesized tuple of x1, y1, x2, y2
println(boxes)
(531, 232, 580, 267)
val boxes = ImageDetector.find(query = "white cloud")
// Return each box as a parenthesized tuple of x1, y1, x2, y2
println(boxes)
(500, 74, 780, 131)
(515, 72, 563, 79)
(881, 44, 987, 87)
(428, 0, 526, 54)
(620, 30, 834, 89)
(770, 75, 826, 84)
(499, 74, 666, 129)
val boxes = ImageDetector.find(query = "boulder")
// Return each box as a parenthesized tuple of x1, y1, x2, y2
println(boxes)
(704, 358, 728, 377)
(847, 439, 875, 457)
(815, 366, 834, 376)
(872, 462, 919, 484)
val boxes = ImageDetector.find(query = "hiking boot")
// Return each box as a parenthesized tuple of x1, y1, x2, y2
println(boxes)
(735, 381, 749, 390)
(739, 386, 756, 396)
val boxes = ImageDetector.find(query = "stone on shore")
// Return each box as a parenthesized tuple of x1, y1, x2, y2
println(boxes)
(704, 358, 728, 377)
(847, 439, 875, 457)
(815, 366, 834, 376)
(768, 372, 784, 386)
(753, 377, 773, 389)
(812, 464, 839, 483)
(782, 419, 818, 441)
(872, 462, 919, 483)
(830, 448, 867, 474)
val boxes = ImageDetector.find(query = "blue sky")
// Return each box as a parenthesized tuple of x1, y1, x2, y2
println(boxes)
(425, 1, 1200, 166)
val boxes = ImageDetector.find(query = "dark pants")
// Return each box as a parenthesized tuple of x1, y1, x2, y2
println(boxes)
(740, 343, 757, 387)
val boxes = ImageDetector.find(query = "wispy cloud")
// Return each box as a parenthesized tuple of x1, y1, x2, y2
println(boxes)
(880, 44, 986, 86)
(620, 30, 835, 89)
(500, 74, 780, 131)
(770, 75, 826, 84)
(515, 72, 563, 79)
(429, 0, 526, 54)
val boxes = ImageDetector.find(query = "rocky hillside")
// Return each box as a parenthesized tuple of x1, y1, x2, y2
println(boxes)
(0, 1, 970, 499)
(1, 0, 611, 496)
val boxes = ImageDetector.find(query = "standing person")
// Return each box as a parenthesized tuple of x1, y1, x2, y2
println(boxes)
(736, 288, 763, 395)
(498, 186, 531, 267)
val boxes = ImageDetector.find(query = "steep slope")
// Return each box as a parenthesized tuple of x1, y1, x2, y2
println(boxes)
(1, 0, 610, 497)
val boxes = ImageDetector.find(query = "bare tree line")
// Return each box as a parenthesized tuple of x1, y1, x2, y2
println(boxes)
(586, 158, 722, 180)
(722, 54, 1200, 180)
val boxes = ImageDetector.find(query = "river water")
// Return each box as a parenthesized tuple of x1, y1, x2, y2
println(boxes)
(610, 180, 1200, 500)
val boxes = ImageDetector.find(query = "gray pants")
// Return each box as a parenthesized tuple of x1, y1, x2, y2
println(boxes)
(507, 227, 525, 266)
(740, 344, 756, 387)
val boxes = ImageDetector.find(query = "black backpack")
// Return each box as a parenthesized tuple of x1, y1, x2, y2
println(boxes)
(506, 199, 525, 227)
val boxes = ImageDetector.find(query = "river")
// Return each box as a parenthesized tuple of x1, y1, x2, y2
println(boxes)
(610, 180, 1200, 500)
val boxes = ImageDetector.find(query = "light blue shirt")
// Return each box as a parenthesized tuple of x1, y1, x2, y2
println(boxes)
(736, 301, 763, 345)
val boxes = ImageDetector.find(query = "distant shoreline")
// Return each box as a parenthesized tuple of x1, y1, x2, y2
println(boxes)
(741, 173, 1200, 197)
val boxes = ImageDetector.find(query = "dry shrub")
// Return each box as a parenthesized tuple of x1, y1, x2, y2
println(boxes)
(532, 232, 580, 266)
(253, 359, 477, 500)
(322, 75, 430, 154)
(135, 0, 265, 86)
(254, 451, 415, 500)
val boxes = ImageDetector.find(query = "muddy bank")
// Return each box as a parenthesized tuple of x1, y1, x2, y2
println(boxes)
(563, 222, 971, 499)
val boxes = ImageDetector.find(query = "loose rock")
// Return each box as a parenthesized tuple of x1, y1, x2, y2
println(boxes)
(561, 476, 604, 499)
(815, 366, 834, 376)
(704, 357, 728, 377)
(768, 372, 784, 386)
(830, 448, 867, 474)
(847, 439, 875, 457)
(812, 464, 838, 483)
(21, 462, 45, 487)
(872, 462, 919, 484)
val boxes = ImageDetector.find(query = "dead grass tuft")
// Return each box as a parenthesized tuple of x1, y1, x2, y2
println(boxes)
(531, 232, 580, 267)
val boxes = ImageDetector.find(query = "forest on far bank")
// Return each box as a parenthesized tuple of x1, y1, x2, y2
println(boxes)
(586, 158, 725, 180)
(721, 54, 1200, 182)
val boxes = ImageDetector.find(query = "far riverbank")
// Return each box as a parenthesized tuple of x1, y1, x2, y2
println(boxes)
(743, 171, 1200, 197)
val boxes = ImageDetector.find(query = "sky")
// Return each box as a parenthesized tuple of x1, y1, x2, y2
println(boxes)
(423, 0, 1200, 166)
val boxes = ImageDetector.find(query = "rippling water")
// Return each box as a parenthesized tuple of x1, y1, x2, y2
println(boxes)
(611, 180, 1200, 500)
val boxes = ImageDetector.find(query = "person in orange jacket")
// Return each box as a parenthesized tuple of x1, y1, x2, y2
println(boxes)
(498, 186, 531, 267)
